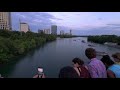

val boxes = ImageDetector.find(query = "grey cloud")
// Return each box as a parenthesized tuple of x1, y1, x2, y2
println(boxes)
(12, 12, 62, 32)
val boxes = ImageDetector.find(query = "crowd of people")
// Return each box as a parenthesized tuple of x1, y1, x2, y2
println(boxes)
(59, 48, 120, 78)
(34, 48, 120, 78)
(1, 48, 120, 78)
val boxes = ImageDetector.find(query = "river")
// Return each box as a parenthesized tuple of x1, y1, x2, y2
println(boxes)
(0, 37, 120, 78)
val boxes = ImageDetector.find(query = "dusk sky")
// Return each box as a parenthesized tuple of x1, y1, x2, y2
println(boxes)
(12, 12, 120, 35)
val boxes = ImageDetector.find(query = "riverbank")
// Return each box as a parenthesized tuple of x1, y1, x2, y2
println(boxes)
(0, 30, 56, 64)
(88, 35, 120, 49)
(104, 44, 120, 49)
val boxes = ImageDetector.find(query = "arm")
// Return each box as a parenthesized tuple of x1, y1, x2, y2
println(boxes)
(42, 73, 46, 78)
(84, 65, 88, 70)
(107, 70, 116, 78)
(33, 74, 46, 78)
(33, 75, 39, 78)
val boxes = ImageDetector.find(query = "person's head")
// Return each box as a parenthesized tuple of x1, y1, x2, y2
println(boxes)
(59, 66, 80, 78)
(101, 55, 114, 69)
(112, 53, 120, 63)
(85, 48, 96, 59)
(72, 58, 84, 67)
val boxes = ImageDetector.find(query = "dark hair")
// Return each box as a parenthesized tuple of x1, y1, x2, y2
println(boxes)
(85, 48, 96, 59)
(112, 53, 120, 60)
(101, 55, 114, 66)
(72, 58, 84, 65)
(38, 67, 43, 69)
(59, 66, 80, 78)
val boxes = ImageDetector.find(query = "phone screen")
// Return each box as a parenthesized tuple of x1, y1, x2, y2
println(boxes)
(38, 68, 43, 73)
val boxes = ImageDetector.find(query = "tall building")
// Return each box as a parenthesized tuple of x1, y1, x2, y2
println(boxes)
(51, 25, 57, 35)
(70, 29, 72, 35)
(20, 23, 30, 33)
(44, 29, 50, 34)
(60, 30, 64, 35)
(0, 12, 12, 30)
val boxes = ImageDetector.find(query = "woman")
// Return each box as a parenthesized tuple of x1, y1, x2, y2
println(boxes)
(72, 58, 90, 78)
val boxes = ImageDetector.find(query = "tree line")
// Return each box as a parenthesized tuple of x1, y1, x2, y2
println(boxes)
(60, 35, 72, 38)
(0, 30, 56, 64)
(88, 35, 120, 45)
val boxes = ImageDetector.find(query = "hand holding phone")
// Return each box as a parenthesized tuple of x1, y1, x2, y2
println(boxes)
(38, 67, 43, 78)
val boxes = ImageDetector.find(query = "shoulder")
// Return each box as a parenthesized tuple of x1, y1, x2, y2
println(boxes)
(109, 64, 120, 70)
(82, 65, 89, 70)
(107, 69, 116, 78)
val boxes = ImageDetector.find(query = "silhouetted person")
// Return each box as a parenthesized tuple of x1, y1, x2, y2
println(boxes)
(59, 66, 80, 78)
(33, 67, 45, 78)
(85, 48, 107, 78)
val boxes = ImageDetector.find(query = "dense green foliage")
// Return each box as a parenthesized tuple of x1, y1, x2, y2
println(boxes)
(88, 35, 120, 45)
(0, 30, 56, 64)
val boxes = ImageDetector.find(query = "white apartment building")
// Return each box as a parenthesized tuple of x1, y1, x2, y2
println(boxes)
(20, 23, 30, 33)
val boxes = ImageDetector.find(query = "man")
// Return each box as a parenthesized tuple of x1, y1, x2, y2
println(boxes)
(85, 48, 107, 78)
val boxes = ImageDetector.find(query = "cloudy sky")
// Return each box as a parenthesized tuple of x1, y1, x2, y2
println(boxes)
(12, 12, 120, 35)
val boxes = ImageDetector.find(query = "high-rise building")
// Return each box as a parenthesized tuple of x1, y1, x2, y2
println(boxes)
(51, 25, 57, 35)
(0, 12, 12, 30)
(70, 29, 72, 35)
(20, 23, 30, 33)
(60, 30, 64, 35)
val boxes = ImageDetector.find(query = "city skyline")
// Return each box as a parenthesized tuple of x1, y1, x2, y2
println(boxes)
(11, 12, 120, 35)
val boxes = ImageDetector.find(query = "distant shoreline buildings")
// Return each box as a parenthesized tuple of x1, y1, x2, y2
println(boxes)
(38, 29, 44, 34)
(60, 30, 64, 35)
(38, 25, 57, 35)
(70, 30, 72, 35)
(44, 29, 50, 34)
(60, 29, 72, 36)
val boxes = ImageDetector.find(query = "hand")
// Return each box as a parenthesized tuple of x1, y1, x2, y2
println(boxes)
(41, 73, 45, 78)
(33, 73, 46, 78)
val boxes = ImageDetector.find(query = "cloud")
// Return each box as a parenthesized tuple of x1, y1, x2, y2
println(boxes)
(12, 12, 61, 32)
(11, 12, 120, 35)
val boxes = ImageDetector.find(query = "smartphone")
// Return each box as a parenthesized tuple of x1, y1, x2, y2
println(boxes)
(38, 67, 43, 75)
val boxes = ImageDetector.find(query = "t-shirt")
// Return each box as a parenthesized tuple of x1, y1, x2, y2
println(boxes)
(108, 64, 120, 78)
